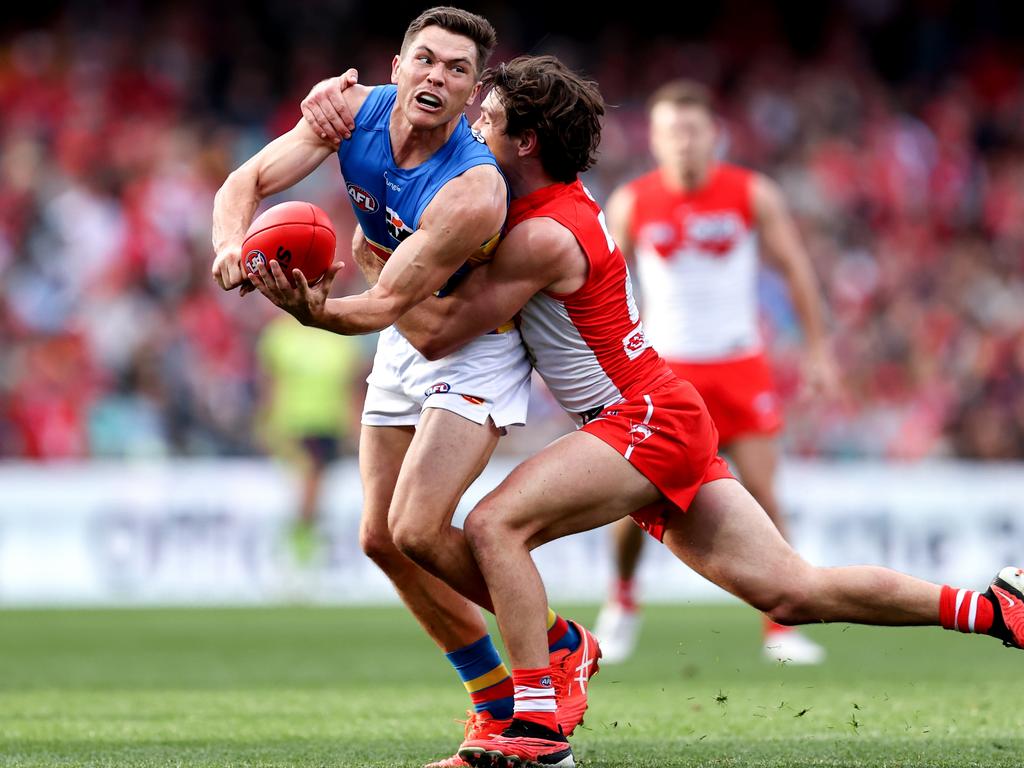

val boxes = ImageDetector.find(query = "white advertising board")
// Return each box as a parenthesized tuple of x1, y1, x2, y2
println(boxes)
(1, 460, 1021, 605)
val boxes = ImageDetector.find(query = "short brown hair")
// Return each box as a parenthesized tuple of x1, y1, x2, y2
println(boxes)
(647, 79, 714, 116)
(401, 6, 497, 77)
(483, 55, 604, 183)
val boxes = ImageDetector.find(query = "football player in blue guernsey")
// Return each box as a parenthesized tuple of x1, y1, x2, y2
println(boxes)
(211, 8, 596, 766)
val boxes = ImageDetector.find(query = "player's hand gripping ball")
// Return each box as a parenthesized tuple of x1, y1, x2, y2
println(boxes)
(241, 201, 336, 287)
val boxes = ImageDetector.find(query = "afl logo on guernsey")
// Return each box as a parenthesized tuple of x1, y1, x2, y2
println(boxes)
(347, 183, 379, 213)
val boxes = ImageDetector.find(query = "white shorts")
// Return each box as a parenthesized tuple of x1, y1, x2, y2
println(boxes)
(362, 326, 532, 429)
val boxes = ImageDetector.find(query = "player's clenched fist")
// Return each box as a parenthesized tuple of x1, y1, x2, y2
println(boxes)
(212, 247, 246, 291)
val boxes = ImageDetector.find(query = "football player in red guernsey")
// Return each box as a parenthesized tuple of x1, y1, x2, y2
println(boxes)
(596, 80, 840, 665)
(301, 57, 1024, 768)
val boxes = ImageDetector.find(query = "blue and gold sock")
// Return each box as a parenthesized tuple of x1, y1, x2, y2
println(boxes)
(445, 635, 514, 719)
(546, 608, 581, 654)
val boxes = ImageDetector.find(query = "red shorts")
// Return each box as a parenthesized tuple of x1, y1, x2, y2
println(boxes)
(581, 375, 734, 542)
(667, 353, 782, 446)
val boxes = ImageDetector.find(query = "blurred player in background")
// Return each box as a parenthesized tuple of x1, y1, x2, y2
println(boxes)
(256, 316, 362, 564)
(215, 8, 596, 766)
(597, 79, 840, 665)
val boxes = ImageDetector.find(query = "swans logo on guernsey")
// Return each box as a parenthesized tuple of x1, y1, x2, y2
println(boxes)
(638, 222, 678, 258)
(685, 211, 744, 255)
(346, 183, 378, 213)
(621, 322, 649, 361)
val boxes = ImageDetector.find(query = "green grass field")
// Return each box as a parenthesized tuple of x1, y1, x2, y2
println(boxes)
(1, 604, 1021, 767)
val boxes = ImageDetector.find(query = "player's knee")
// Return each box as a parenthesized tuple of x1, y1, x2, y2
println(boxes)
(763, 602, 801, 626)
(389, 517, 439, 568)
(464, 502, 519, 556)
(725, 561, 819, 625)
(759, 579, 819, 626)
(359, 521, 402, 570)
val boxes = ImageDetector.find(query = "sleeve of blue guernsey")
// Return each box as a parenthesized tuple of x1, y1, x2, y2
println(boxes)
(337, 85, 392, 164)
(415, 155, 507, 226)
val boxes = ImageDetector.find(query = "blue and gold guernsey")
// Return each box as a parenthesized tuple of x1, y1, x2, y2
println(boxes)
(342, 84, 530, 432)
(337, 84, 505, 296)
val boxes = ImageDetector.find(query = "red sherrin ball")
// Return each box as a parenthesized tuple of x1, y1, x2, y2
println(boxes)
(241, 201, 336, 287)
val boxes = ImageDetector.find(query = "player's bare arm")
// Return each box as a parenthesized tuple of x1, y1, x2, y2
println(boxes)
(251, 164, 507, 335)
(752, 174, 840, 396)
(359, 218, 589, 360)
(212, 118, 338, 291)
(349, 227, 383, 282)
(211, 90, 370, 292)
(604, 184, 637, 263)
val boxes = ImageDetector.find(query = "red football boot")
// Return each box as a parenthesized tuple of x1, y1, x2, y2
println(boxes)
(459, 718, 574, 768)
(424, 710, 512, 768)
(549, 620, 601, 735)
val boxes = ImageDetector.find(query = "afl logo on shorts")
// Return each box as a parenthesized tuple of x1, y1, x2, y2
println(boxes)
(424, 382, 451, 397)
(244, 250, 267, 273)
(347, 183, 379, 213)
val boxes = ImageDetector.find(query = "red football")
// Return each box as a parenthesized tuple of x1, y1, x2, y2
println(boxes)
(241, 201, 336, 287)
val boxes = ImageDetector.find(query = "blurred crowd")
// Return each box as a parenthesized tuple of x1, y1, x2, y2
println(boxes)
(2, 1, 1024, 460)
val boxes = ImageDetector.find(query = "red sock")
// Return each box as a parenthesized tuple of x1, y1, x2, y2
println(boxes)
(939, 585, 994, 634)
(763, 616, 793, 635)
(469, 676, 515, 719)
(614, 578, 637, 612)
(512, 667, 558, 731)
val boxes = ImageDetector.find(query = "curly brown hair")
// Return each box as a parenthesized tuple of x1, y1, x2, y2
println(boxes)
(401, 7, 497, 76)
(482, 55, 604, 183)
